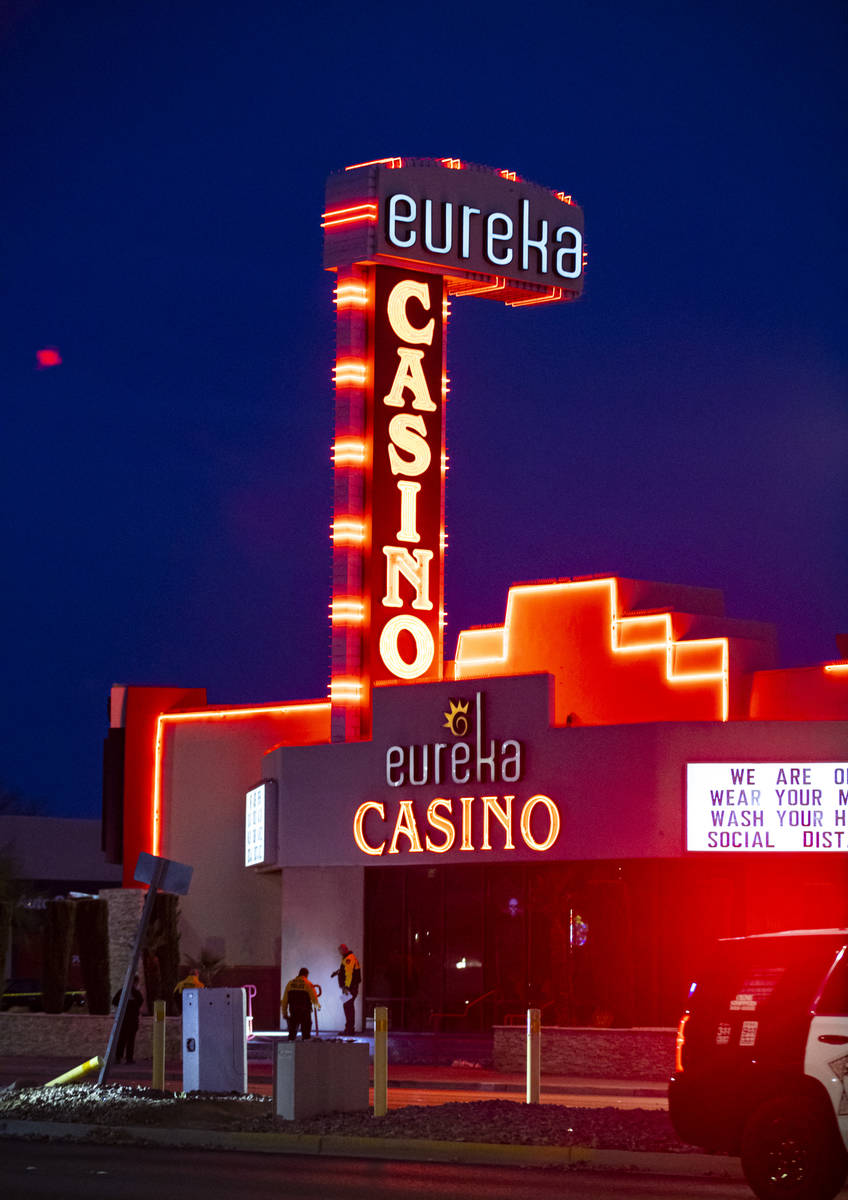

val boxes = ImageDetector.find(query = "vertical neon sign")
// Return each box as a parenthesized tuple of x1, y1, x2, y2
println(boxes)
(330, 264, 446, 740)
(371, 267, 445, 686)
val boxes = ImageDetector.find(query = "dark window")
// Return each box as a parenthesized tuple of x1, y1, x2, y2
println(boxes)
(815, 947, 848, 1016)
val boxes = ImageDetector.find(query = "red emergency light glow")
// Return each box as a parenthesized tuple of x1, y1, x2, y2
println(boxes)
(151, 702, 330, 857)
(36, 347, 62, 369)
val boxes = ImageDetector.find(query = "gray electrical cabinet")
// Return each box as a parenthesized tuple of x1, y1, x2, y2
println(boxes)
(273, 1039, 369, 1120)
(182, 987, 247, 1093)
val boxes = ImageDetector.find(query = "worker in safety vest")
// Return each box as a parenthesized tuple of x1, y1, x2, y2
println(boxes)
(281, 968, 321, 1040)
(332, 944, 361, 1036)
(173, 968, 204, 1013)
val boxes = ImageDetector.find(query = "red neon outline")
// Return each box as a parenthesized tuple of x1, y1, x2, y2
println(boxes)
(151, 702, 330, 857)
(454, 578, 730, 721)
(345, 158, 403, 171)
(321, 203, 378, 229)
(507, 287, 563, 308)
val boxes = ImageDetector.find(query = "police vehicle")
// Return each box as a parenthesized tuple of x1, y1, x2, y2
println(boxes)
(669, 928, 848, 1200)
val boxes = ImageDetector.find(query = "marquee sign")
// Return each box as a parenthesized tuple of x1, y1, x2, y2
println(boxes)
(370, 267, 445, 685)
(686, 763, 848, 852)
(324, 159, 585, 304)
(324, 159, 584, 741)
(352, 689, 560, 858)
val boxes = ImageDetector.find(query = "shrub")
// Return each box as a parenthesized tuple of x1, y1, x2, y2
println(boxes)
(41, 899, 76, 1013)
(75, 898, 111, 1014)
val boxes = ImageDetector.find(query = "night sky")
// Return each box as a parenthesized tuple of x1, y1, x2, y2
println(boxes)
(2, 1, 845, 819)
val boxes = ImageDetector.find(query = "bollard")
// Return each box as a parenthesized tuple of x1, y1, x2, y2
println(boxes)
(373, 1006, 388, 1117)
(44, 1056, 103, 1087)
(526, 1007, 541, 1104)
(152, 999, 166, 1090)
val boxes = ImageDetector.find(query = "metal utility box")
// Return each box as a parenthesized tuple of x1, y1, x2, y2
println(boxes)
(182, 987, 247, 1093)
(273, 1038, 369, 1120)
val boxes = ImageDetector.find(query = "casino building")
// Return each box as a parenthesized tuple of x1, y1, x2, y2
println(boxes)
(103, 159, 848, 1034)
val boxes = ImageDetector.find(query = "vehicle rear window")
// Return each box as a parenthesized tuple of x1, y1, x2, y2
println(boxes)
(689, 936, 844, 1057)
(815, 948, 848, 1016)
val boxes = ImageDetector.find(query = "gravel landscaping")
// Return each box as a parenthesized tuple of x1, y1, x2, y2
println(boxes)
(0, 1083, 708, 1154)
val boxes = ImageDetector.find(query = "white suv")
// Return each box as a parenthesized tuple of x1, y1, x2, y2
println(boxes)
(668, 928, 848, 1200)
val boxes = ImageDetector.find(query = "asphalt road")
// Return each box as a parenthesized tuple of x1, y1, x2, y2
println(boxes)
(0, 1140, 763, 1200)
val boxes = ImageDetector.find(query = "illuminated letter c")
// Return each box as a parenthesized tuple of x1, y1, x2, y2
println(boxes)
(353, 801, 386, 856)
(387, 279, 434, 346)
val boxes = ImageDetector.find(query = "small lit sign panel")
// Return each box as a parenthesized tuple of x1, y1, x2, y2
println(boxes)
(686, 763, 848, 852)
(245, 780, 278, 867)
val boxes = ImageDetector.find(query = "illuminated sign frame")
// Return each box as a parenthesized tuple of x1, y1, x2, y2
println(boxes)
(324, 158, 585, 305)
(325, 159, 585, 742)
(686, 762, 848, 852)
(245, 779, 278, 868)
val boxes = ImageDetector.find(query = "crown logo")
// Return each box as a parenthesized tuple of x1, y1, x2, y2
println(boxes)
(443, 699, 470, 737)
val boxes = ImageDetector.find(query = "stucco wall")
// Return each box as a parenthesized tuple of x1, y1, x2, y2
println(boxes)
(160, 719, 284, 969)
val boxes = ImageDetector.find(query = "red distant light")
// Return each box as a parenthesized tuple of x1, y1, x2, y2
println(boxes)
(36, 347, 62, 369)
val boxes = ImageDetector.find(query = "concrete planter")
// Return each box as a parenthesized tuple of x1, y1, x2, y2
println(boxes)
(493, 1025, 676, 1080)
(0, 1012, 182, 1059)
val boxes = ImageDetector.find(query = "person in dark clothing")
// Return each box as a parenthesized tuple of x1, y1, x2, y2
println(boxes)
(112, 975, 143, 1064)
(281, 967, 320, 1040)
(332, 943, 361, 1036)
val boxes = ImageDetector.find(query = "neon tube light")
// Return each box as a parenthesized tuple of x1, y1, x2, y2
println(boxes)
(345, 158, 403, 171)
(331, 518, 366, 545)
(321, 203, 378, 229)
(508, 287, 563, 307)
(332, 437, 367, 466)
(455, 578, 729, 721)
(330, 677, 364, 703)
(151, 702, 330, 857)
(335, 281, 369, 309)
(331, 598, 365, 624)
(333, 358, 368, 386)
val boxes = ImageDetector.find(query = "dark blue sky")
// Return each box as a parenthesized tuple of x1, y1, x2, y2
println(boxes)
(2, 0, 845, 818)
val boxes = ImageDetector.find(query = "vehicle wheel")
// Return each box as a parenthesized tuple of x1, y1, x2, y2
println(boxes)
(740, 1094, 848, 1200)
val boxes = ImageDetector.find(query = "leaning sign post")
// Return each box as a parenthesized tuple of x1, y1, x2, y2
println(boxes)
(98, 851, 192, 1085)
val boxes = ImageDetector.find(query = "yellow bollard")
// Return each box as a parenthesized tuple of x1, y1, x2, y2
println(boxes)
(373, 1006, 388, 1117)
(44, 1056, 103, 1087)
(152, 999, 166, 1090)
(526, 1008, 541, 1104)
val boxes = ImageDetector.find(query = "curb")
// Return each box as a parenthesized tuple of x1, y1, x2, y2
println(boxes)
(0, 1118, 743, 1179)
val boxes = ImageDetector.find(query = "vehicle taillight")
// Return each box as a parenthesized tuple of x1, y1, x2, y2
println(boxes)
(674, 1013, 690, 1073)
